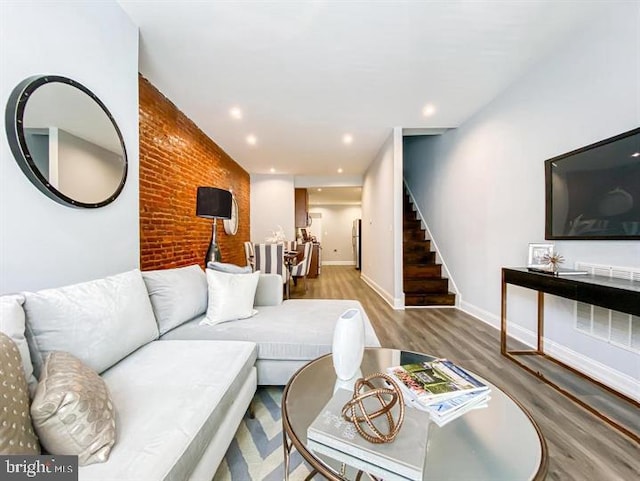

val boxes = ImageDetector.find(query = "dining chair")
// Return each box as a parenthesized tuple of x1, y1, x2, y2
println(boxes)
(290, 242, 313, 291)
(283, 240, 298, 252)
(244, 241, 255, 270)
(253, 243, 289, 297)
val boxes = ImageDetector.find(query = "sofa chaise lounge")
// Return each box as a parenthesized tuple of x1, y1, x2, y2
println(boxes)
(1, 265, 380, 480)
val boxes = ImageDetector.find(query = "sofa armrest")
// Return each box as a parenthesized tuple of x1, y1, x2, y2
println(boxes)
(254, 274, 283, 306)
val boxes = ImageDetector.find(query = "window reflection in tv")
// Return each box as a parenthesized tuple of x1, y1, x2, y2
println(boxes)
(545, 128, 640, 240)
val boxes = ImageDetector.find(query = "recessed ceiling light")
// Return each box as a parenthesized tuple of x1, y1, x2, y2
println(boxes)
(337, 168, 343, 173)
(246, 134, 257, 145)
(270, 167, 276, 173)
(317, 188, 322, 192)
(343, 134, 353, 145)
(632, 152, 640, 158)
(229, 107, 242, 120)
(422, 104, 436, 117)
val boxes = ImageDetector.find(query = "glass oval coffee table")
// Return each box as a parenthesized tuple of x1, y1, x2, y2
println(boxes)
(282, 348, 547, 481)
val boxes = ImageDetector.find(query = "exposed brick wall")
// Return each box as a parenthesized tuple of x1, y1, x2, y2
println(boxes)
(139, 75, 249, 270)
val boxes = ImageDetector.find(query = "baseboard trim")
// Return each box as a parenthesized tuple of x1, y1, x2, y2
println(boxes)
(322, 260, 356, 266)
(459, 300, 640, 402)
(361, 273, 404, 310)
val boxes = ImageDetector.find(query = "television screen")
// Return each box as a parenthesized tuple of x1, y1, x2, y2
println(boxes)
(545, 128, 640, 240)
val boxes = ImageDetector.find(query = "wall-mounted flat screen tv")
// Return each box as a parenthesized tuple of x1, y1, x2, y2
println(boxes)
(545, 128, 640, 240)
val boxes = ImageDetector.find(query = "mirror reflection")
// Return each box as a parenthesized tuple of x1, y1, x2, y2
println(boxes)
(6, 76, 127, 208)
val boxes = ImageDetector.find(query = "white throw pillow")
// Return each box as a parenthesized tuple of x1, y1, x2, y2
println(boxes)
(201, 269, 260, 326)
(206, 261, 252, 274)
(0, 294, 37, 389)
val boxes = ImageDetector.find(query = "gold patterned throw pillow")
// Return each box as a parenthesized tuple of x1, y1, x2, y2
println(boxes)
(0, 332, 40, 454)
(30, 351, 116, 465)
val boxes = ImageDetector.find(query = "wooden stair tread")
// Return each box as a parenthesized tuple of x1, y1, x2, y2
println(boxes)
(405, 292, 456, 306)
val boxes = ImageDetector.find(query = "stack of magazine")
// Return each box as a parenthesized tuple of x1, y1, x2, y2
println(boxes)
(386, 359, 491, 426)
(307, 388, 430, 481)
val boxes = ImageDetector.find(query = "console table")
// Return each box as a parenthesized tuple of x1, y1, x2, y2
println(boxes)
(501, 267, 640, 442)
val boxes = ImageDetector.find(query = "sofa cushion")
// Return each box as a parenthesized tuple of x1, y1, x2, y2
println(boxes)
(0, 294, 37, 389)
(253, 274, 283, 307)
(203, 269, 260, 325)
(78, 340, 257, 481)
(24, 269, 159, 377)
(0, 332, 40, 454)
(207, 261, 252, 274)
(31, 351, 115, 465)
(162, 299, 381, 361)
(142, 265, 208, 335)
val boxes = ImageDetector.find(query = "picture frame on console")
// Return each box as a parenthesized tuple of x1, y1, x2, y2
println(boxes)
(527, 243, 554, 270)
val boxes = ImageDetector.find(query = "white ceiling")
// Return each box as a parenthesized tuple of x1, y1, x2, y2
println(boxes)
(119, 1, 605, 177)
(309, 186, 362, 206)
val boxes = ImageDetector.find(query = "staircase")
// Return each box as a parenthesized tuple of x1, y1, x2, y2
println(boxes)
(403, 193, 456, 307)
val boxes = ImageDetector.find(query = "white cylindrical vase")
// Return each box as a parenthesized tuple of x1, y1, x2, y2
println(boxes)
(332, 308, 365, 389)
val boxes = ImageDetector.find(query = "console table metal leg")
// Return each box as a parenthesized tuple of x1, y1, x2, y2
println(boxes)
(537, 291, 544, 354)
(500, 274, 507, 355)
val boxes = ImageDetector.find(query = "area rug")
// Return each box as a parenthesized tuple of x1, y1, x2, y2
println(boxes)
(213, 387, 314, 481)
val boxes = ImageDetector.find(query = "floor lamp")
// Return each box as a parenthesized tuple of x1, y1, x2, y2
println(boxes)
(196, 187, 232, 265)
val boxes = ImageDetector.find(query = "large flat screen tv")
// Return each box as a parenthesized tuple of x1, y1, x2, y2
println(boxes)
(545, 128, 640, 240)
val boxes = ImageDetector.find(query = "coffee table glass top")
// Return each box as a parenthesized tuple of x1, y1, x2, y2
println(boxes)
(282, 348, 547, 481)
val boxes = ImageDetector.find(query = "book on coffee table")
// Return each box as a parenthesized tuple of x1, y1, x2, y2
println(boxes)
(307, 388, 429, 481)
(308, 439, 415, 481)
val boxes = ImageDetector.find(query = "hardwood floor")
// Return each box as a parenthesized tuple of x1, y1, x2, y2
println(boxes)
(289, 266, 640, 481)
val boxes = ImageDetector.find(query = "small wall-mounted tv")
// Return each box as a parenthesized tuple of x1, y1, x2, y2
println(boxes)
(545, 128, 640, 240)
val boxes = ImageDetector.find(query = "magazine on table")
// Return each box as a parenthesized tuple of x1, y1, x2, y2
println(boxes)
(386, 359, 489, 407)
(403, 387, 491, 426)
(425, 392, 490, 427)
(307, 388, 430, 481)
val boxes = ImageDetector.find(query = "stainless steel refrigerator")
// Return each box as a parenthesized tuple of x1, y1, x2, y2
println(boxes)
(352, 219, 361, 270)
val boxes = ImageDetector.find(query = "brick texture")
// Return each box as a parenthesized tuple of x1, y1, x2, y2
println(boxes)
(139, 75, 249, 270)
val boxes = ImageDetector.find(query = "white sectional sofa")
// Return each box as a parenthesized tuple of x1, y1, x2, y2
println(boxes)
(2, 265, 380, 480)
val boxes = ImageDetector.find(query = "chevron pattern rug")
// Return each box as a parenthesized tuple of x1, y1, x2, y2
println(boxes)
(214, 387, 314, 481)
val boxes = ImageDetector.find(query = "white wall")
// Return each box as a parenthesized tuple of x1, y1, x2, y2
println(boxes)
(309, 205, 362, 264)
(57, 130, 124, 204)
(0, 1, 139, 293)
(361, 128, 404, 308)
(404, 3, 639, 386)
(250, 174, 296, 242)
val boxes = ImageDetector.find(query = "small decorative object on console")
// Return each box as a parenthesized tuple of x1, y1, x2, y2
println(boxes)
(541, 251, 564, 273)
(341, 373, 405, 444)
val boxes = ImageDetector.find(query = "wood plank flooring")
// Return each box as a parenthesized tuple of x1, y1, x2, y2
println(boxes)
(289, 266, 640, 481)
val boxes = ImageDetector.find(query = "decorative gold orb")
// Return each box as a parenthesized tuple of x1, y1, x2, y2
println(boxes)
(340, 373, 405, 444)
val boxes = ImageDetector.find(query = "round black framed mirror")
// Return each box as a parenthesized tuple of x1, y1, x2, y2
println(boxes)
(5, 75, 127, 208)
